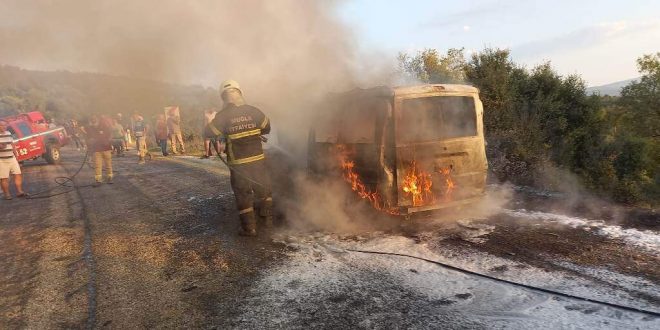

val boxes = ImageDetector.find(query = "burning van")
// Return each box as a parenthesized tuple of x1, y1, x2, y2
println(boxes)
(308, 84, 488, 216)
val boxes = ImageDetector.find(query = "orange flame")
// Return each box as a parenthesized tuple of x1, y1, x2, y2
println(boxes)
(336, 145, 399, 215)
(401, 160, 435, 207)
(335, 145, 457, 213)
(437, 166, 456, 200)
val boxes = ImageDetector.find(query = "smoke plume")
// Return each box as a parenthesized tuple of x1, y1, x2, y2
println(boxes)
(0, 0, 382, 127)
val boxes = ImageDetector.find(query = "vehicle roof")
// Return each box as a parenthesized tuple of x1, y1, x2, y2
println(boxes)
(392, 84, 479, 96)
(1, 111, 45, 123)
(334, 84, 479, 100)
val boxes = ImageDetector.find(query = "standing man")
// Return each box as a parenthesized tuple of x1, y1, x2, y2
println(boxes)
(167, 110, 185, 154)
(132, 113, 152, 164)
(71, 119, 86, 151)
(117, 113, 130, 151)
(0, 119, 27, 200)
(110, 118, 125, 157)
(155, 114, 169, 156)
(202, 109, 221, 159)
(207, 80, 273, 236)
(85, 115, 113, 186)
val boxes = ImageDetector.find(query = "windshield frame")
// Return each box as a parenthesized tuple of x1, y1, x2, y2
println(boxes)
(393, 93, 479, 146)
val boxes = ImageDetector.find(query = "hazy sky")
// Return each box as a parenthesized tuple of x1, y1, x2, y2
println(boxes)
(338, 0, 660, 86)
(1, 0, 657, 87)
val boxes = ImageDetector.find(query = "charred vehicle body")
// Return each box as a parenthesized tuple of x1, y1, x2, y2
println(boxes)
(308, 84, 488, 216)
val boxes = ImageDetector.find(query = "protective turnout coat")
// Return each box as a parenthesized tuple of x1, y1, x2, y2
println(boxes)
(207, 104, 270, 165)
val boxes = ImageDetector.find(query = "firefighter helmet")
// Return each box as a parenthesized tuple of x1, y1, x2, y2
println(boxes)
(220, 79, 242, 95)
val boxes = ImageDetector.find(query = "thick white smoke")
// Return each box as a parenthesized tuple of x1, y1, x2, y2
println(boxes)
(0, 1, 386, 123)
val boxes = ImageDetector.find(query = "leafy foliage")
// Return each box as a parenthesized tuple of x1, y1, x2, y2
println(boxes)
(398, 48, 467, 84)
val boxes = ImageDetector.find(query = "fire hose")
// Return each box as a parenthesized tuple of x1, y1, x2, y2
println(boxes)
(213, 135, 270, 188)
(21, 145, 660, 317)
(346, 248, 660, 318)
(27, 149, 94, 199)
(217, 152, 269, 188)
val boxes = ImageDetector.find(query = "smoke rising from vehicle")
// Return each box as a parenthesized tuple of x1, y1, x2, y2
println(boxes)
(0, 0, 402, 228)
(0, 1, 382, 125)
(0, 0, 506, 230)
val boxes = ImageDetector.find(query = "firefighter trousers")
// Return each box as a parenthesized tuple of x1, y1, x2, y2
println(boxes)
(93, 150, 113, 182)
(229, 160, 273, 223)
(136, 136, 148, 158)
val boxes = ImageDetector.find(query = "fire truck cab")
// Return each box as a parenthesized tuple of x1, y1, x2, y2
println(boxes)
(308, 84, 488, 215)
(1, 111, 69, 164)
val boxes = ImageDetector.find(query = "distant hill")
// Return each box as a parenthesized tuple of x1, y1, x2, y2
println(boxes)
(0, 65, 220, 129)
(586, 78, 638, 96)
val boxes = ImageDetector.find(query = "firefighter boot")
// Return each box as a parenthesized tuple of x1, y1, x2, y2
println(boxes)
(238, 210, 257, 237)
(259, 197, 274, 228)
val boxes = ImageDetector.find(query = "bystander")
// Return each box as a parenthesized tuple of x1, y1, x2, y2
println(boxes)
(0, 119, 27, 199)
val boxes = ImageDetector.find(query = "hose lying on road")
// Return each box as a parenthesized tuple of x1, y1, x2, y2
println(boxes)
(217, 154, 269, 188)
(27, 150, 94, 199)
(346, 248, 660, 318)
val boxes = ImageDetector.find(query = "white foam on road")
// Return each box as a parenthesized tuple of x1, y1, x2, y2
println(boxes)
(505, 209, 660, 255)
(233, 232, 659, 329)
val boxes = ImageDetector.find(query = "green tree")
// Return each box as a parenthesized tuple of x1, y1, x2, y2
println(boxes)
(613, 53, 660, 203)
(398, 48, 466, 84)
(464, 48, 525, 133)
(618, 52, 660, 138)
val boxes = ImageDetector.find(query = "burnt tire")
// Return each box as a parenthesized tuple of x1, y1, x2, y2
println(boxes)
(45, 144, 61, 164)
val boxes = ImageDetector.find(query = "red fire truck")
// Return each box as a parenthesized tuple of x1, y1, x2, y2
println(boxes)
(1, 111, 69, 164)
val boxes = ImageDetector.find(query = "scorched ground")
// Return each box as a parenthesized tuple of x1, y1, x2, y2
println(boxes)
(0, 148, 658, 329)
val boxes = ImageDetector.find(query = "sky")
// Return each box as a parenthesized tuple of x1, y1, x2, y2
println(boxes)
(337, 0, 660, 86)
(0, 0, 657, 88)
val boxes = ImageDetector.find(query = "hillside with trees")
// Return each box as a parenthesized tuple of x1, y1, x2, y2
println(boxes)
(0, 65, 220, 132)
(399, 49, 659, 205)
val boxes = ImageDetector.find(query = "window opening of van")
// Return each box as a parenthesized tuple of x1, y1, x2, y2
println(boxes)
(399, 96, 477, 143)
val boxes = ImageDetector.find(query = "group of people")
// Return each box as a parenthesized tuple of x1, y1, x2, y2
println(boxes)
(153, 113, 186, 157)
(85, 80, 273, 237)
(84, 111, 186, 185)
(2, 79, 273, 237)
(63, 119, 87, 151)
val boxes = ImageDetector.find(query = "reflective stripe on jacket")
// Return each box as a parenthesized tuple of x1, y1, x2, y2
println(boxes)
(207, 104, 270, 165)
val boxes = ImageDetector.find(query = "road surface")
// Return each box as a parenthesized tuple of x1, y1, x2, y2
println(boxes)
(1, 148, 658, 329)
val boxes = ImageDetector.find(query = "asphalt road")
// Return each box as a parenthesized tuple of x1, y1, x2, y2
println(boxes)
(1, 149, 287, 329)
(1, 147, 658, 329)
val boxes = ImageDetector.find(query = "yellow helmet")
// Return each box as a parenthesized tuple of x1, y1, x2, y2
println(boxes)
(220, 79, 242, 95)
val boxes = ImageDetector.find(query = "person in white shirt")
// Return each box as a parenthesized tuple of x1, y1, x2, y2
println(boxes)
(0, 119, 27, 200)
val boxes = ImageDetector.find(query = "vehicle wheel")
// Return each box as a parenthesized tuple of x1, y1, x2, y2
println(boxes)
(45, 144, 61, 164)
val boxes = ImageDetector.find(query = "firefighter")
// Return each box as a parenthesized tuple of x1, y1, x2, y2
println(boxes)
(132, 113, 152, 164)
(207, 80, 273, 236)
